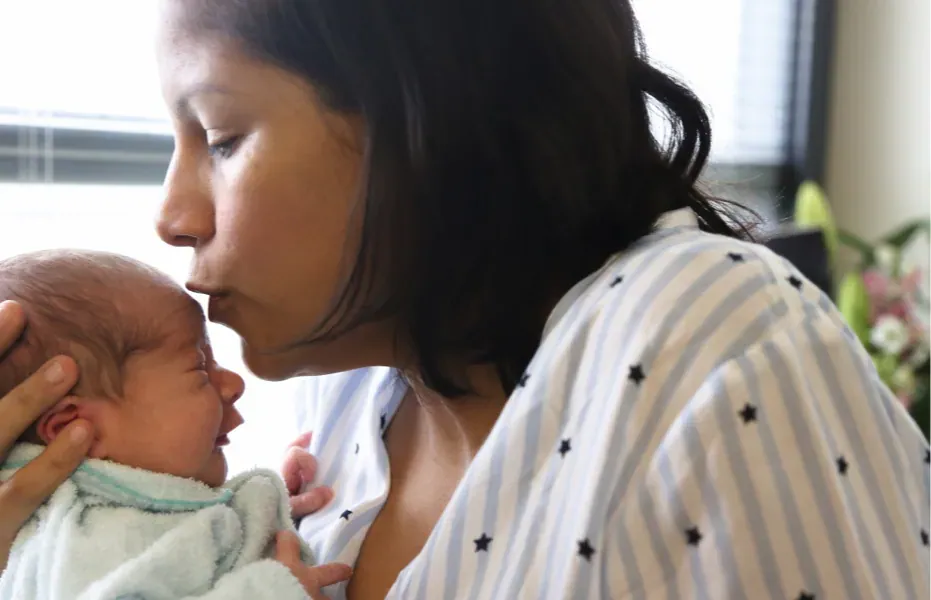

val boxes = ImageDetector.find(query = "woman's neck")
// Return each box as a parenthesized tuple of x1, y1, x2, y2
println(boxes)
(401, 364, 508, 466)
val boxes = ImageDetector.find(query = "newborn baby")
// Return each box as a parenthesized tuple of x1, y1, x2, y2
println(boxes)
(0, 249, 347, 599)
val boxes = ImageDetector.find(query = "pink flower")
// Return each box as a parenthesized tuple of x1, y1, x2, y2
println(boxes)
(901, 268, 922, 295)
(862, 269, 890, 301)
(885, 300, 911, 321)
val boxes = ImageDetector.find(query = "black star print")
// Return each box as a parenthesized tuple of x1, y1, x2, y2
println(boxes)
(796, 591, 815, 600)
(727, 252, 745, 263)
(685, 526, 703, 546)
(738, 403, 758, 424)
(628, 364, 646, 386)
(518, 373, 530, 387)
(379, 413, 387, 431)
(836, 456, 849, 476)
(558, 438, 572, 457)
(787, 275, 803, 290)
(340, 509, 353, 521)
(473, 533, 492, 552)
(924, 448, 929, 464)
(921, 529, 929, 547)
(610, 275, 624, 288)
(577, 538, 596, 561)
(354, 443, 360, 455)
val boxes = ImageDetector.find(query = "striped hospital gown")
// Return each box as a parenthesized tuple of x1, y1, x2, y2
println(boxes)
(294, 209, 930, 599)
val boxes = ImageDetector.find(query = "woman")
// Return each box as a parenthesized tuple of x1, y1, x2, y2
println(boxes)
(1, 0, 928, 598)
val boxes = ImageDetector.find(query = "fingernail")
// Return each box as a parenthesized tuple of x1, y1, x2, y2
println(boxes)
(45, 360, 66, 384)
(70, 424, 89, 444)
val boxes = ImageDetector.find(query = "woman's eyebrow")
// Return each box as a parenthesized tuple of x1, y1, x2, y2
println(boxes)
(174, 83, 236, 114)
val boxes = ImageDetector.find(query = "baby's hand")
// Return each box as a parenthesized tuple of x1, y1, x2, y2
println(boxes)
(282, 432, 334, 519)
(275, 531, 352, 599)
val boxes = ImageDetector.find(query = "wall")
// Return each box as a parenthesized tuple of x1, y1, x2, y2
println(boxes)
(825, 0, 930, 266)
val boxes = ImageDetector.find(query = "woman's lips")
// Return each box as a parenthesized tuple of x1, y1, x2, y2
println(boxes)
(185, 283, 233, 322)
(207, 294, 231, 320)
(204, 294, 238, 325)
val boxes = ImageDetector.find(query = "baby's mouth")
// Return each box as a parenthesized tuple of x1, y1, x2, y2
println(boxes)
(214, 434, 231, 448)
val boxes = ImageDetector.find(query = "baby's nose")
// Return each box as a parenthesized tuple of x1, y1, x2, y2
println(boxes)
(214, 365, 245, 404)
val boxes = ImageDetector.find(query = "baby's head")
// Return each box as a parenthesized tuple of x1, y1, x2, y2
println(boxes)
(0, 249, 244, 487)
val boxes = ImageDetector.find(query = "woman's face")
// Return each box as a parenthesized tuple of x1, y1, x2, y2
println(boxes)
(155, 2, 387, 379)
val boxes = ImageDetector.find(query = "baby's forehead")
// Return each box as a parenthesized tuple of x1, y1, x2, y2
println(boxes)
(126, 284, 209, 353)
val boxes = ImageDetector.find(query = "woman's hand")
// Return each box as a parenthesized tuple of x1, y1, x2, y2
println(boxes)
(275, 531, 352, 599)
(282, 432, 334, 520)
(0, 301, 93, 572)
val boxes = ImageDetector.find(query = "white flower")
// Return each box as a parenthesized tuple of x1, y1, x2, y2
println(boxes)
(891, 364, 917, 395)
(871, 315, 910, 355)
(874, 244, 900, 276)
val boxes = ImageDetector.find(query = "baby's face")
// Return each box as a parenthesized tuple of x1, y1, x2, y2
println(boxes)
(98, 299, 245, 487)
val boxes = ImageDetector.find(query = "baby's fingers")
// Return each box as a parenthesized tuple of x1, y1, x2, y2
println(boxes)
(290, 486, 333, 519)
(282, 446, 317, 495)
(311, 562, 353, 588)
(274, 530, 303, 566)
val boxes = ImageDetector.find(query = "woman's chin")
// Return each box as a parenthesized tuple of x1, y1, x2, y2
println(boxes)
(240, 339, 306, 381)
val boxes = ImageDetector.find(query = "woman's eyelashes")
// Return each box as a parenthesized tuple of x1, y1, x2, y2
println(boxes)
(206, 134, 242, 160)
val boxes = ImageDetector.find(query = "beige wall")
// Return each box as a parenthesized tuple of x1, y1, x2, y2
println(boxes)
(825, 0, 930, 264)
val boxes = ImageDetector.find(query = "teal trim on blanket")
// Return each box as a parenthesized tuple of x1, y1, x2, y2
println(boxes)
(1, 460, 233, 511)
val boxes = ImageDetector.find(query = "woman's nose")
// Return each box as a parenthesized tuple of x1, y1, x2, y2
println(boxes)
(156, 147, 215, 248)
(214, 365, 245, 405)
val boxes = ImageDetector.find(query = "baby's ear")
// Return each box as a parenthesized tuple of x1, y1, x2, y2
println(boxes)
(35, 396, 108, 459)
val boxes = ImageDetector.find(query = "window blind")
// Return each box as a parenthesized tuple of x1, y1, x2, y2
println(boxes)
(0, 0, 804, 202)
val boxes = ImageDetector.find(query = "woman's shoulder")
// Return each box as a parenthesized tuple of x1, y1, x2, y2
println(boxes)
(526, 225, 888, 452)
(540, 226, 840, 370)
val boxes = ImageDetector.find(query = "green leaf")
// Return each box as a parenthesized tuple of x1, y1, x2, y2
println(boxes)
(872, 353, 900, 387)
(837, 272, 872, 345)
(881, 219, 931, 249)
(838, 229, 875, 267)
(794, 181, 838, 264)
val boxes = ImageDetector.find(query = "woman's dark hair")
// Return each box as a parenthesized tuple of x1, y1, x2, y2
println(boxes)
(190, 0, 753, 397)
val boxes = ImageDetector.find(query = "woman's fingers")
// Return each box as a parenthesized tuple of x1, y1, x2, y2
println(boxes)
(282, 445, 318, 495)
(289, 486, 334, 518)
(0, 356, 79, 455)
(0, 301, 25, 350)
(0, 302, 91, 573)
(0, 420, 92, 541)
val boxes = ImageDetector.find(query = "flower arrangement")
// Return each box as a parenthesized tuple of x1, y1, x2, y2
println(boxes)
(795, 182, 930, 439)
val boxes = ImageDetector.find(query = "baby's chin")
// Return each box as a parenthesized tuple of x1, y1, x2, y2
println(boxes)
(197, 449, 229, 488)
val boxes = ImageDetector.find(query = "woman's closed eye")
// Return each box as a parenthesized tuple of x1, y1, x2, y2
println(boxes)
(206, 135, 242, 160)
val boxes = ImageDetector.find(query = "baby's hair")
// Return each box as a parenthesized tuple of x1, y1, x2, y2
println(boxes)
(0, 249, 195, 400)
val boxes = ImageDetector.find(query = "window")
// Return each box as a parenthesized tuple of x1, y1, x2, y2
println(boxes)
(0, 183, 304, 473)
(634, 0, 795, 166)
(0, 0, 830, 473)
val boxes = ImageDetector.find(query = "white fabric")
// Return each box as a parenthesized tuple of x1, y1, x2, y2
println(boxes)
(295, 209, 931, 599)
(0, 444, 310, 600)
